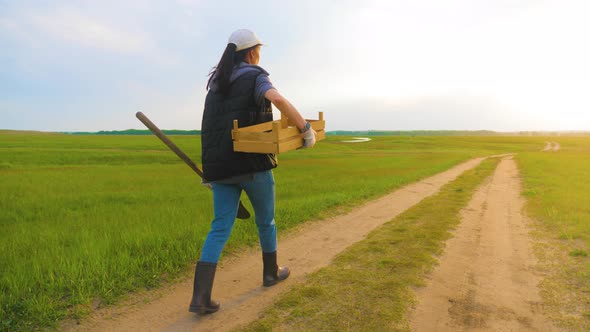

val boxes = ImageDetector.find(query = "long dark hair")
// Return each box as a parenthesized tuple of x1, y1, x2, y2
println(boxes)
(207, 43, 257, 94)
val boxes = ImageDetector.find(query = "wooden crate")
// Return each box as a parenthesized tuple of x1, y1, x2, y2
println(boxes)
(232, 112, 325, 154)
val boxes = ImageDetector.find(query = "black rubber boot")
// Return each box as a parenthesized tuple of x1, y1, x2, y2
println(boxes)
(188, 261, 220, 314)
(262, 251, 290, 287)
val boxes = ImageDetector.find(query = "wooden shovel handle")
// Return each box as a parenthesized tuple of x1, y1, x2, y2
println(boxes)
(135, 112, 251, 220)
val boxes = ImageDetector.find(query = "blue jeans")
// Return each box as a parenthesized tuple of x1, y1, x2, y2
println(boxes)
(200, 170, 277, 263)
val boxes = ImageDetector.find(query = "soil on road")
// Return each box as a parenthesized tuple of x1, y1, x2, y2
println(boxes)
(65, 158, 485, 332)
(543, 141, 561, 152)
(410, 156, 557, 332)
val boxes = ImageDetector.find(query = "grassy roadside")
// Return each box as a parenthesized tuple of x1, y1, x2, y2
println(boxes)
(2, 134, 498, 331)
(1, 132, 552, 330)
(239, 158, 500, 331)
(516, 137, 590, 330)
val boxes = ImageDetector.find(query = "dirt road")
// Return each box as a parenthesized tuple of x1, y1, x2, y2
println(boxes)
(543, 141, 561, 152)
(410, 157, 557, 331)
(66, 158, 485, 332)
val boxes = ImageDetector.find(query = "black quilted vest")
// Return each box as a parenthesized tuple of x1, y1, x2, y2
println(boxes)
(201, 70, 276, 181)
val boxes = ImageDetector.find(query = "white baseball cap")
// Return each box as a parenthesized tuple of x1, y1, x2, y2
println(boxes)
(228, 29, 263, 51)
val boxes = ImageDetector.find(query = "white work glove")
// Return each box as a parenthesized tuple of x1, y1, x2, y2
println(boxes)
(201, 180, 213, 190)
(302, 127, 317, 149)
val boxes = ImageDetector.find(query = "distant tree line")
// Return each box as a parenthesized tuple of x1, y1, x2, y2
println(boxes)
(63, 129, 589, 136)
(326, 130, 499, 136)
(327, 130, 590, 136)
(66, 129, 201, 135)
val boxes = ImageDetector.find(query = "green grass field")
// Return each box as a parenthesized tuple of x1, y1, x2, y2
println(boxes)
(240, 158, 500, 331)
(516, 138, 590, 330)
(0, 132, 579, 330)
(237, 137, 590, 331)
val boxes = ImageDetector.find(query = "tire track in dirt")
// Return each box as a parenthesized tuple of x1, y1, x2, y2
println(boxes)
(410, 156, 558, 331)
(542, 141, 560, 152)
(543, 142, 552, 151)
(65, 157, 486, 332)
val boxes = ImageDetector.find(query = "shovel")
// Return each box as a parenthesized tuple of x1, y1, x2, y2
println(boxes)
(136, 111, 251, 219)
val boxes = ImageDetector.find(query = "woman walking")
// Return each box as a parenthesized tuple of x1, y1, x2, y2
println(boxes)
(189, 29, 317, 314)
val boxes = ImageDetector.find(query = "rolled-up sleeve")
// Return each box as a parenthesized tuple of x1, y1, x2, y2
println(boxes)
(254, 74, 275, 106)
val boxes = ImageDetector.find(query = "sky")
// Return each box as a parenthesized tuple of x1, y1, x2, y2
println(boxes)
(1, 0, 589, 132)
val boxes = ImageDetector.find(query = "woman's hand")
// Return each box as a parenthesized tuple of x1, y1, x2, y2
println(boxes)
(302, 128, 317, 148)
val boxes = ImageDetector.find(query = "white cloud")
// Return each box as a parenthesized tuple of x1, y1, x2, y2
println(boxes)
(2, 0, 589, 131)
(262, 0, 590, 130)
(1, 4, 184, 67)
(27, 7, 147, 53)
